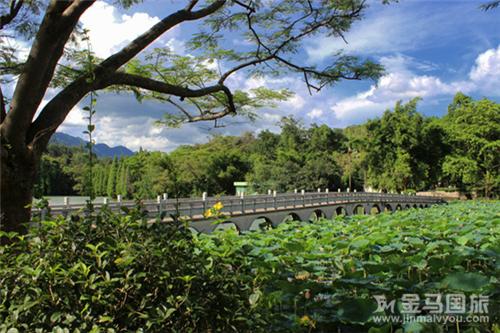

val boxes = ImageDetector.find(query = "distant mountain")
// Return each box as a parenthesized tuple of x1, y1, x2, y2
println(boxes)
(50, 132, 134, 157)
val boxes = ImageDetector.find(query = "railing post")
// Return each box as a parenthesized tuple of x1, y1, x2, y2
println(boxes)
(63, 196, 69, 217)
(273, 190, 277, 209)
(157, 195, 162, 220)
(301, 189, 305, 207)
(326, 188, 329, 203)
(268, 189, 272, 195)
(162, 193, 168, 216)
(240, 192, 245, 213)
(294, 189, 297, 207)
(338, 188, 341, 193)
(202, 192, 207, 214)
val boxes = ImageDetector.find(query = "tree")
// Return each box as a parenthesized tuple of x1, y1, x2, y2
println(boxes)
(364, 98, 431, 192)
(441, 93, 499, 197)
(0, 0, 384, 236)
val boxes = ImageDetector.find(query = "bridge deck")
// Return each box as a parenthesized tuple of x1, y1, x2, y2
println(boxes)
(32, 192, 445, 230)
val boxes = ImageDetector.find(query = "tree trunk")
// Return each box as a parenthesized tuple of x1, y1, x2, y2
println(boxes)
(0, 143, 36, 244)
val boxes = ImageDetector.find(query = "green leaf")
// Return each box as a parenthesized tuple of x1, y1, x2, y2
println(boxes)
(441, 272, 489, 291)
(249, 290, 262, 307)
(336, 298, 377, 323)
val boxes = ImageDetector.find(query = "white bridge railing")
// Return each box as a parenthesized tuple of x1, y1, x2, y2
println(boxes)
(32, 191, 445, 221)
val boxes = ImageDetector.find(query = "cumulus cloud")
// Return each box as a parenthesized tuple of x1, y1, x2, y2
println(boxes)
(59, 106, 87, 129)
(329, 46, 500, 126)
(307, 108, 324, 119)
(79, 2, 178, 58)
(469, 45, 500, 95)
(93, 116, 172, 151)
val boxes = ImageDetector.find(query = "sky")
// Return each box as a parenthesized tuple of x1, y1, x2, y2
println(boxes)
(21, 1, 500, 151)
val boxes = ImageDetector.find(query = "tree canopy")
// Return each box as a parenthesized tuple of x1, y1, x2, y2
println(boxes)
(35, 93, 500, 199)
(0, 0, 386, 234)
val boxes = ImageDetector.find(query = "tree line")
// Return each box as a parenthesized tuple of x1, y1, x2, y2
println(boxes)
(35, 93, 499, 199)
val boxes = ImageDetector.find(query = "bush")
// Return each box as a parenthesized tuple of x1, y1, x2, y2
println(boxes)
(0, 208, 268, 332)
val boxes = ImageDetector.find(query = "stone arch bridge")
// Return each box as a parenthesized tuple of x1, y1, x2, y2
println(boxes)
(37, 192, 445, 233)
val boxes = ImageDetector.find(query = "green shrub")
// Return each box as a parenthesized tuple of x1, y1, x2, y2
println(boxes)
(0, 208, 268, 332)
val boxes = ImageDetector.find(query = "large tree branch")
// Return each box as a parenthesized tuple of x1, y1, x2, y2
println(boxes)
(26, 0, 228, 155)
(28, 76, 93, 156)
(28, 70, 236, 154)
(0, 84, 5, 123)
(98, 0, 226, 72)
(104, 72, 236, 114)
(2, 0, 94, 150)
(0, 0, 23, 30)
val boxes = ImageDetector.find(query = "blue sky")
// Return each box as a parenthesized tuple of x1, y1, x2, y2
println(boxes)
(47, 0, 500, 151)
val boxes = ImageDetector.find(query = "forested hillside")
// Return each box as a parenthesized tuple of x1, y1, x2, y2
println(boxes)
(35, 94, 499, 199)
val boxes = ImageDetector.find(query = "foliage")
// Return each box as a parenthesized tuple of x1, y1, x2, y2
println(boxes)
(197, 200, 500, 332)
(1, 199, 498, 332)
(441, 93, 500, 197)
(363, 98, 441, 192)
(0, 208, 268, 332)
(35, 93, 500, 199)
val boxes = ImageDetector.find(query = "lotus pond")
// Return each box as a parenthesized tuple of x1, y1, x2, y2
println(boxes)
(197, 200, 500, 332)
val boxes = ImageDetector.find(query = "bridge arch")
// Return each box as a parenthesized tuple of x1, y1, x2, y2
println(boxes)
(384, 204, 393, 212)
(249, 217, 273, 231)
(395, 204, 402, 211)
(353, 204, 366, 215)
(310, 209, 326, 222)
(370, 204, 381, 215)
(282, 212, 301, 223)
(335, 206, 347, 216)
(404, 204, 411, 209)
(213, 221, 240, 233)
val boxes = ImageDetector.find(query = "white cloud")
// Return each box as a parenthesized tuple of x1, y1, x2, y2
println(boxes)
(307, 108, 324, 119)
(94, 116, 173, 151)
(282, 94, 305, 110)
(63, 106, 87, 126)
(330, 46, 500, 126)
(469, 45, 500, 95)
(79, 1, 178, 58)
